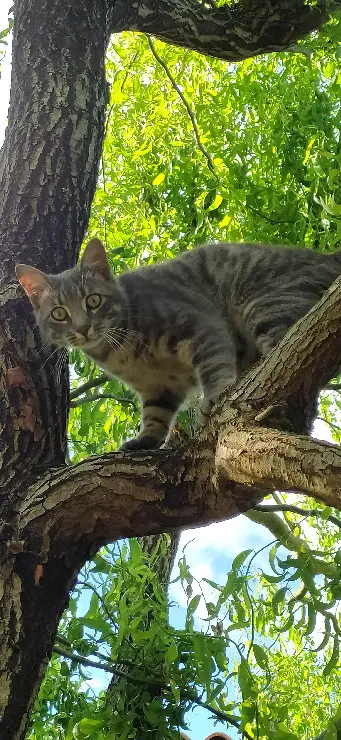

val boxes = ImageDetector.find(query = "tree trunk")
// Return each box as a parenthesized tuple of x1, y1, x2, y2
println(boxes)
(0, 0, 110, 735)
(0, 0, 337, 737)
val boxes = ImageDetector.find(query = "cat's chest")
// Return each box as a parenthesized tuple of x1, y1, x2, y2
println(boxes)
(88, 335, 196, 392)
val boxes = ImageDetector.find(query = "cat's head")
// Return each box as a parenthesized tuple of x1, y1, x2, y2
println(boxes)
(16, 239, 125, 350)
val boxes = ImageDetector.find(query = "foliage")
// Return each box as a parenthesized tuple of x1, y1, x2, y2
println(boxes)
(0, 5, 13, 78)
(26, 11, 341, 740)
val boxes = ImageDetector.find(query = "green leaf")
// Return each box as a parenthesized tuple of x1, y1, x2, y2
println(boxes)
(305, 601, 317, 635)
(323, 637, 340, 676)
(187, 594, 201, 619)
(316, 194, 341, 217)
(152, 172, 165, 186)
(238, 659, 256, 700)
(271, 587, 287, 615)
(129, 538, 142, 563)
(207, 193, 223, 211)
(192, 634, 212, 690)
(253, 643, 269, 670)
(166, 641, 178, 665)
(76, 718, 104, 735)
(232, 549, 253, 571)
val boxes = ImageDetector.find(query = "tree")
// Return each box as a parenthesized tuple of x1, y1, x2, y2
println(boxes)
(1, 0, 341, 738)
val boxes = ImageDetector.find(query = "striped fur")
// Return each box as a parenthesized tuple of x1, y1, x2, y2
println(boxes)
(16, 238, 341, 450)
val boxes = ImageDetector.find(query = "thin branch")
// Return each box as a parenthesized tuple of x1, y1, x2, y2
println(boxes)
(70, 374, 109, 400)
(325, 383, 341, 391)
(70, 393, 138, 411)
(146, 35, 217, 178)
(317, 416, 341, 434)
(55, 635, 160, 676)
(254, 503, 341, 530)
(182, 694, 253, 740)
(53, 646, 162, 687)
(246, 507, 337, 577)
(53, 646, 252, 739)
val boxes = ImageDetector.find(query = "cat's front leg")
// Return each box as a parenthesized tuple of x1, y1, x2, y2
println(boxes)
(193, 325, 238, 421)
(119, 389, 181, 451)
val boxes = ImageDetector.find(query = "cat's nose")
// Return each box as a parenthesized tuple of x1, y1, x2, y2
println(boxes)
(74, 327, 89, 341)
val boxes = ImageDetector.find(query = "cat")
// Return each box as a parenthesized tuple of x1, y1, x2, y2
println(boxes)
(16, 238, 341, 451)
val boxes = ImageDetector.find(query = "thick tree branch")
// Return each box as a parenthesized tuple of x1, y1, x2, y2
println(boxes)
(19, 423, 341, 557)
(16, 273, 341, 561)
(111, 0, 329, 62)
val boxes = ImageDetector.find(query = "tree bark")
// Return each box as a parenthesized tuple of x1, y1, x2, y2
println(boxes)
(0, 0, 339, 737)
(111, 0, 329, 61)
(0, 0, 111, 735)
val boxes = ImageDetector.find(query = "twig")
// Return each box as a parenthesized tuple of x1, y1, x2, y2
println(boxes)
(70, 392, 138, 411)
(246, 201, 296, 226)
(253, 504, 341, 530)
(182, 694, 254, 740)
(53, 645, 163, 687)
(146, 35, 217, 178)
(55, 634, 155, 674)
(70, 374, 109, 400)
(317, 416, 341, 434)
(325, 383, 341, 391)
(53, 645, 252, 738)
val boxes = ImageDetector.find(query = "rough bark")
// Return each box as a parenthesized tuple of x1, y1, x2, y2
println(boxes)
(0, 0, 339, 738)
(0, 0, 110, 502)
(0, 0, 111, 735)
(111, 0, 329, 61)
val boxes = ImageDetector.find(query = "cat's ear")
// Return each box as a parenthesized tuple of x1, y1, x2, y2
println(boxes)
(15, 264, 51, 306)
(81, 238, 111, 279)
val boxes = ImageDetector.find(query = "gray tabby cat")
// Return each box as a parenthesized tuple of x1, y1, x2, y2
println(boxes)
(16, 238, 341, 451)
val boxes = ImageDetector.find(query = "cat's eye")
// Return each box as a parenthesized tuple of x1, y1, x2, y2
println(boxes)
(51, 306, 68, 321)
(86, 293, 102, 310)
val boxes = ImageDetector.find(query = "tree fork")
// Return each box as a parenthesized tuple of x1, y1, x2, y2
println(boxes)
(0, 0, 340, 737)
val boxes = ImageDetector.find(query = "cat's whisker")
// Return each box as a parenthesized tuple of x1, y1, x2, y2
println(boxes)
(56, 350, 68, 387)
(39, 346, 62, 371)
(105, 331, 140, 355)
(35, 347, 68, 386)
(104, 333, 129, 359)
(106, 332, 143, 357)
(37, 337, 57, 353)
(105, 328, 146, 352)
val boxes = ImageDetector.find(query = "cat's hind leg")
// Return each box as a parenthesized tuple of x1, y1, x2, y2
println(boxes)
(245, 295, 312, 358)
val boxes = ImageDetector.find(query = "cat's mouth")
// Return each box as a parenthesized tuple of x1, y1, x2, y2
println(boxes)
(71, 336, 102, 349)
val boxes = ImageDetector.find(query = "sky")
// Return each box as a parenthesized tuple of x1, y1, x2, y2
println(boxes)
(0, 5, 336, 739)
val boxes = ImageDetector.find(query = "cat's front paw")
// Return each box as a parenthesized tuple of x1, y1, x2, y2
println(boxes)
(119, 435, 162, 452)
(198, 398, 214, 424)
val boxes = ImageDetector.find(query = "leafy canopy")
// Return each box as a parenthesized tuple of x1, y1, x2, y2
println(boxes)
(26, 14, 341, 740)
